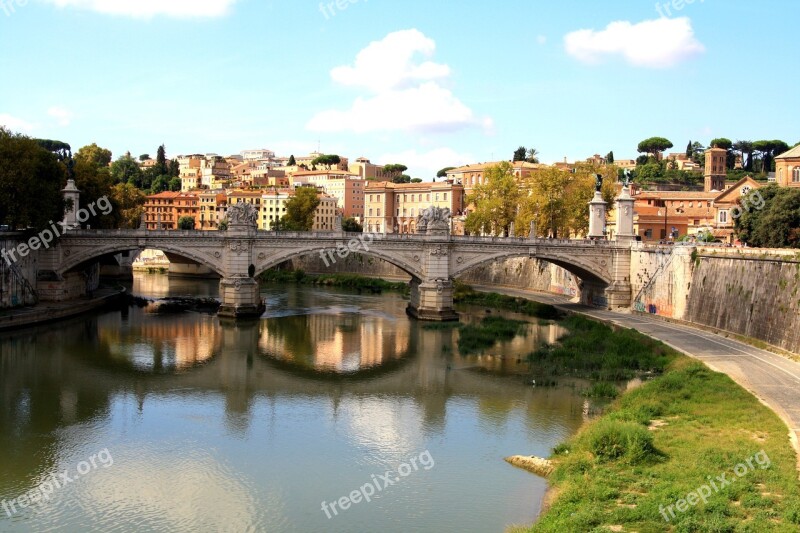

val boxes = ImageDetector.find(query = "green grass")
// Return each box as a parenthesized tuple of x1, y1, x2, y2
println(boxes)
(457, 316, 528, 354)
(454, 282, 562, 320)
(583, 382, 621, 399)
(259, 269, 409, 294)
(522, 357, 800, 532)
(529, 315, 674, 381)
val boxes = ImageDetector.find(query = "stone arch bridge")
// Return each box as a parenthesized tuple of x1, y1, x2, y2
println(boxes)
(39, 226, 633, 320)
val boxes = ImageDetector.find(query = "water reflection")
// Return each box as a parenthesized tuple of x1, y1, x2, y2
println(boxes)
(0, 279, 596, 533)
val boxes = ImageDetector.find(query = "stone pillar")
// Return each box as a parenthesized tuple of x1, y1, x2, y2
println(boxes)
(588, 191, 607, 239)
(615, 184, 636, 242)
(407, 278, 458, 322)
(62, 179, 80, 229)
(218, 203, 263, 319)
(528, 220, 537, 240)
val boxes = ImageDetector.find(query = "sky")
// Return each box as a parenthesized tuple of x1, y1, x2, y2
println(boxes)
(0, 0, 798, 178)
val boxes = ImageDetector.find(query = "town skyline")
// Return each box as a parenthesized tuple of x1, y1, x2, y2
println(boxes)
(1, 0, 798, 178)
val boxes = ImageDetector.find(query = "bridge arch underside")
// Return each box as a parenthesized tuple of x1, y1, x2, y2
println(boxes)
(452, 251, 612, 305)
(253, 246, 423, 282)
(59, 245, 224, 278)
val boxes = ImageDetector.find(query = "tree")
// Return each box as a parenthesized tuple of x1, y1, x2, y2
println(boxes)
(709, 138, 732, 150)
(282, 187, 320, 231)
(437, 167, 456, 178)
(410, 178, 423, 183)
(733, 140, 755, 172)
(311, 154, 341, 170)
(465, 162, 521, 236)
(392, 174, 412, 184)
(736, 186, 800, 248)
(342, 217, 363, 232)
(753, 140, 790, 173)
(169, 177, 182, 192)
(156, 145, 168, 175)
(383, 164, 408, 180)
(605, 151, 614, 164)
(637, 137, 673, 160)
(75, 143, 112, 168)
(287, 155, 297, 166)
(690, 141, 705, 166)
(686, 141, 693, 159)
(150, 175, 171, 194)
(110, 153, 143, 186)
(177, 216, 196, 230)
(168, 159, 180, 178)
(139, 154, 150, 162)
(0, 128, 65, 231)
(513, 146, 527, 162)
(73, 143, 118, 228)
(110, 183, 146, 229)
(525, 147, 540, 164)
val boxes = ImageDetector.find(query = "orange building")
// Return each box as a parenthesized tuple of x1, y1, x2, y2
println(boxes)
(144, 192, 200, 230)
(775, 145, 800, 188)
(363, 181, 465, 234)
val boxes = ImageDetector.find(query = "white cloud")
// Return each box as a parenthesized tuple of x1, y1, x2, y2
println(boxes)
(42, 0, 237, 18)
(564, 17, 705, 68)
(537, 35, 547, 45)
(0, 114, 35, 133)
(308, 29, 489, 135)
(377, 147, 475, 179)
(48, 106, 74, 126)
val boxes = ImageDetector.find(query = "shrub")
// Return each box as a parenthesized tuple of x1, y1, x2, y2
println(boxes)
(585, 419, 656, 463)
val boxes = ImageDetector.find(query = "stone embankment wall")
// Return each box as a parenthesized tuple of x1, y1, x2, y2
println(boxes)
(0, 236, 39, 308)
(633, 246, 800, 354)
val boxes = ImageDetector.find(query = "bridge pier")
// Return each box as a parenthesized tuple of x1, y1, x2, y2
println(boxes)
(218, 276, 263, 319)
(407, 278, 458, 322)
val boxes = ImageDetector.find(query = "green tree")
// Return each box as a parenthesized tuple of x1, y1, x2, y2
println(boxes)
(156, 145, 168, 175)
(513, 146, 527, 162)
(526, 147, 540, 163)
(605, 151, 614, 164)
(110, 182, 146, 229)
(637, 137, 673, 160)
(287, 155, 297, 166)
(342, 217, 363, 232)
(0, 128, 65, 231)
(73, 143, 118, 228)
(410, 178, 423, 183)
(110, 153, 143, 186)
(383, 164, 408, 180)
(139, 154, 150, 162)
(177, 216, 196, 230)
(686, 141, 693, 159)
(634, 163, 664, 183)
(753, 140, 790, 173)
(75, 143, 112, 168)
(392, 174, 412, 184)
(151, 175, 171, 194)
(690, 141, 705, 165)
(709, 138, 732, 150)
(168, 159, 180, 178)
(465, 162, 521, 236)
(311, 154, 341, 170)
(733, 140, 754, 171)
(437, 167, 456, 178)
(169, 177, 182, 192)
(282, 187, 320, 231)
(736, 186, 800, 248)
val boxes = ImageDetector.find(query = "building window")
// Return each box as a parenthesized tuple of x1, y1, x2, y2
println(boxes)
(793, 167, 800, 183)
(719, 211, 728, 223)
(644, 229, 653, 239)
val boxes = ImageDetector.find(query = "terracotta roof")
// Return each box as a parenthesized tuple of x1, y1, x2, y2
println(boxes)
(635, 191, 717, 200)
(776, 145, 800, 160)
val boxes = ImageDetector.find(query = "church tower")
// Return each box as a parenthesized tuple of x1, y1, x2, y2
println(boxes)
(704, 147, 727, 192)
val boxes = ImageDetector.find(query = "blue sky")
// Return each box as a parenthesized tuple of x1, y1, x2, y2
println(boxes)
(1, 0, 797, 178)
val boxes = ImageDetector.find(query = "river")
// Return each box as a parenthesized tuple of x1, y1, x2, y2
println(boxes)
(0, 274, 594, 532)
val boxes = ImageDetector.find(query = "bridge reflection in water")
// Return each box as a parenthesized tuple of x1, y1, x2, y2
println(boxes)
(0, 283, 598, 533)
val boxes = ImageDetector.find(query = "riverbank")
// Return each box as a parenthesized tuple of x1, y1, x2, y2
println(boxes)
(0, 286, 126, 331)
(259, 269, 409, 294)
(456, 286, 800, 531)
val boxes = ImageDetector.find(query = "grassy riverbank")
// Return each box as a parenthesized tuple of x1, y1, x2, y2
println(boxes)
(259, 269, 409, 293)
(519, 350, 800, 532)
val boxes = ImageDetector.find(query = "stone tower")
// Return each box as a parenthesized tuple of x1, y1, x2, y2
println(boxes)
(62, 179, 81, 228)
(704, 147, 727, 192)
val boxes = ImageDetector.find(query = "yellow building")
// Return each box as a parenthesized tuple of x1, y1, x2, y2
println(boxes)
(260, 189, 338, 231)
(775, 145, 800, 188)
(197, 190, 227, 230)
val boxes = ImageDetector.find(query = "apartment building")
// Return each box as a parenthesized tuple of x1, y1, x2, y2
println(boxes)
(260, 189, 338, 231)
(293, 170, 365, 220)
(776, 145, 800, 188)
(348, 157, 391, 181)
(363, 181, 465, 234)
(446, 161, 543, 196)
(143, 192, 200, 230)
(197, 190, 228, 230)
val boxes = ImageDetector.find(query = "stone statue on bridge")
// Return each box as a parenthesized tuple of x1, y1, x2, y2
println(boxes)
(416, 206, 451, 235)
(227, 201, 259, 228)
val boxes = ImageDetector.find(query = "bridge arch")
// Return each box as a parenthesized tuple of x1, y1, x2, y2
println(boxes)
(450, 249, 613, 287)
(58, 242, 225, 278)
(253, 244, 423, 281)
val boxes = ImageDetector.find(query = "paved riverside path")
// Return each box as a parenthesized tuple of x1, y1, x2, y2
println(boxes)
(471, 285, 800, 459)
